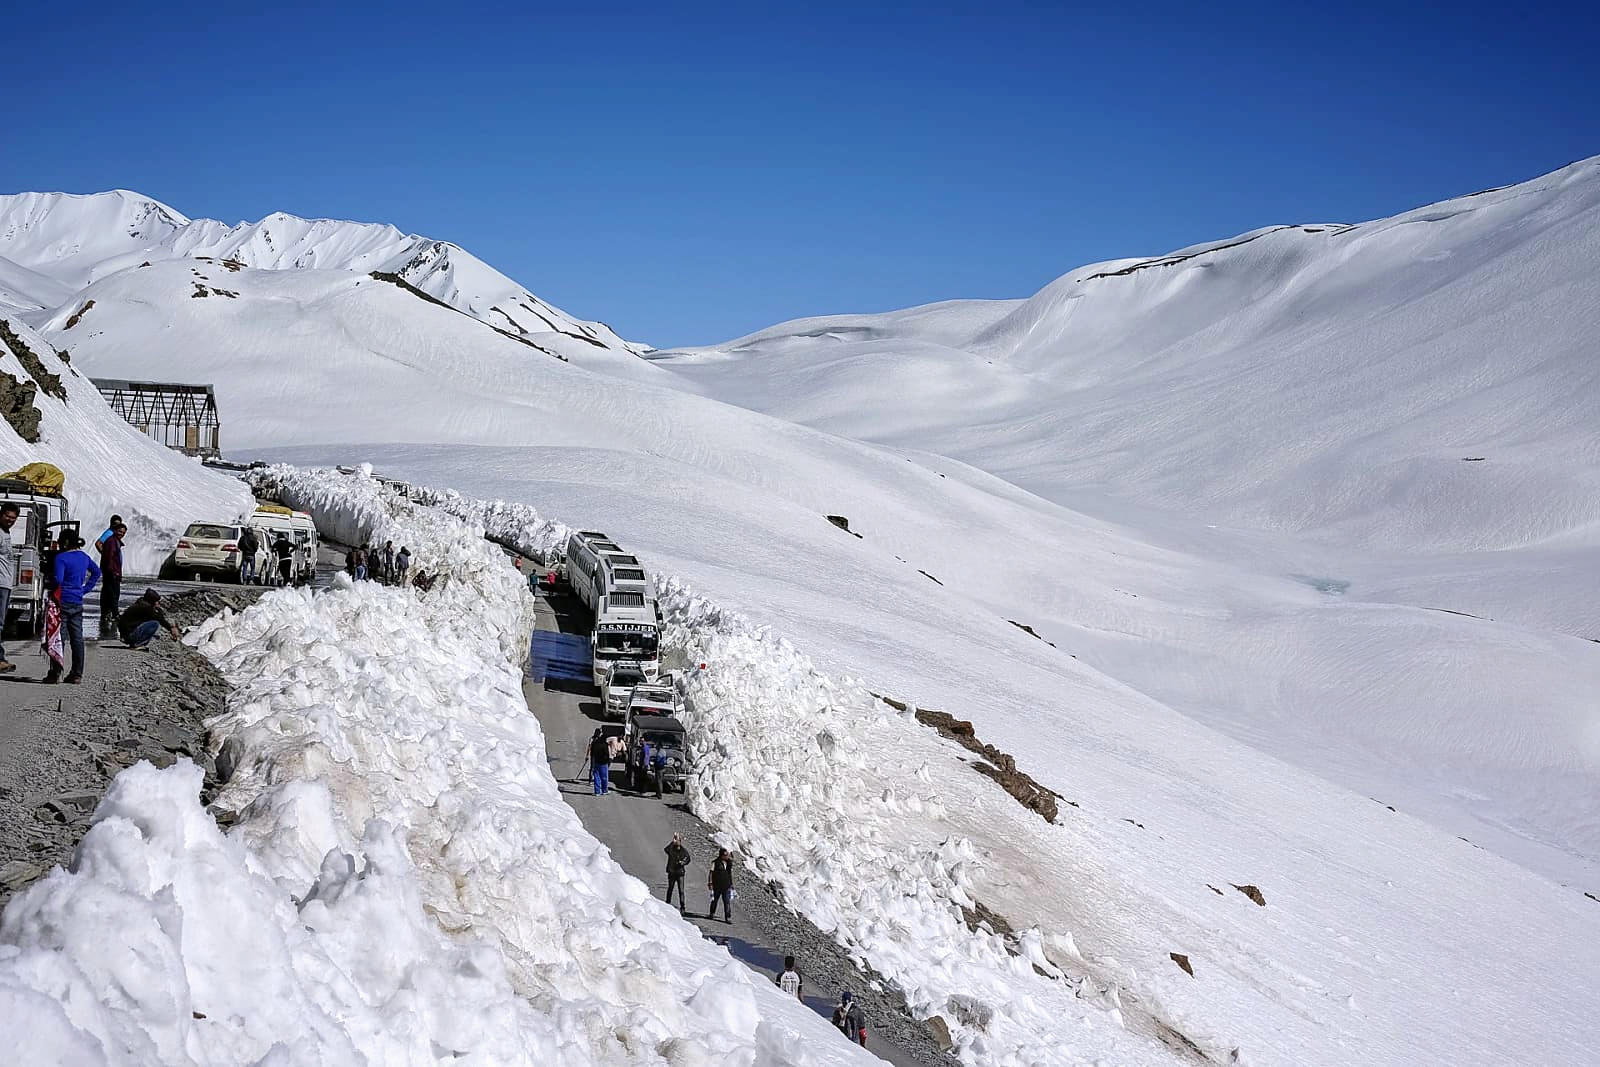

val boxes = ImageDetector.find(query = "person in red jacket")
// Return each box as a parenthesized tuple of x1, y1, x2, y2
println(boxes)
(97, 522, 126, 637)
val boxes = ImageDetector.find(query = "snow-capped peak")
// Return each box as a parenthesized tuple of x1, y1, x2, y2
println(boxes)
(0, 191, 646, 354)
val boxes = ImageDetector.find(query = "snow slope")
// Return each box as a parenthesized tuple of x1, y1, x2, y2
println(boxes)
(14, 156, 1600, 1063)
(0, 190, 644, 358)
(0, 314, 249, 573)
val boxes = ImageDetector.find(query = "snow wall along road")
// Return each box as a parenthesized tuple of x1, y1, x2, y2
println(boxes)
(0, 465, 877, 1067)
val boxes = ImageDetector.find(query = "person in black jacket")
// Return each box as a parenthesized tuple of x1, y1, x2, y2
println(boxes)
(237, 526, 260, 584)
(707, 848, 734, 922)
(589, 729, 612, 795)
(663, 832, 691, 913)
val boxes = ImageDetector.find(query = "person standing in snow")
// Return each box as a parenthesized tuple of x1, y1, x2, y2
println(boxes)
(395, 546, 411, 585)
(776, 956, 803, 1000)
(663, 832, 691, 912)
(589, 729, 612, 795)
(238, 525, 260, 584)
(831, 991, 867, 1047)
(97, 522, 125, 637)
(0, 502, 19, 673)
(707, 848, 734, 922)
(380, 540, 396, 584)
(53, 533, 100, 684)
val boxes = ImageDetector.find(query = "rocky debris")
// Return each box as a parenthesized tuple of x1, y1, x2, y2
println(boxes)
(0, 316, 67, 401)
(160, 587, 260, 629)
(944, 994, 993, 1032)
(913, 708, 1061, 823)
(1232, 883, 1266, 907)
(1007, 619, 1057, 647)
(926, 1016, 954, 1052)
(62, 299, 95, 330)
(825, 514, 862, 538)
(918, 569, 944, 586)
(0, 369, 42, 442)
(1170, 952, 1194, 976)
(0, 859, 43, 891)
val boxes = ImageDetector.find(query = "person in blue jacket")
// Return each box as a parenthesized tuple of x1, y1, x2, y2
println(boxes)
(52, 532, 100, 684)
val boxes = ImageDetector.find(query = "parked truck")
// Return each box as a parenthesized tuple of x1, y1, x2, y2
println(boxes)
(0, 468, 71, 638)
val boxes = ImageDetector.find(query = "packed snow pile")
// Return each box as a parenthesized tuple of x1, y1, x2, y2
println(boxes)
(0, 190, 644, 356)
(0, 466, 869, 1065)
(0, 313, 249, 573)
(658, 576, 1169, 1065)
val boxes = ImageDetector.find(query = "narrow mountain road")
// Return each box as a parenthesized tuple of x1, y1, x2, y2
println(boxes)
(522, 588, 955, 1067)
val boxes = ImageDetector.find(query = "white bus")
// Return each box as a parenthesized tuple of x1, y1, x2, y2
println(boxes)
(591, 591, 661, 687)
(599, 554, 649, 600)
(568, 533, 627, 613)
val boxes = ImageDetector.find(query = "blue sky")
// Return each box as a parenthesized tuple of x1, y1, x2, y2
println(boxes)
(8, 2, 1598, 346)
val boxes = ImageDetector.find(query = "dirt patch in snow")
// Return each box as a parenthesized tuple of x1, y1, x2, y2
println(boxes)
(908, 706, 1061, 824)
(62, 300, 95, 330)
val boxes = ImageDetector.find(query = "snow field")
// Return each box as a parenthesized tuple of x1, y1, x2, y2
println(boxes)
(0, 464, 872, 1066)
(0, 314, 250, 574)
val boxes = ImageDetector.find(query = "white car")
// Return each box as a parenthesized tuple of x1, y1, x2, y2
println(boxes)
(175, 522, 262, 582)
(601, 660, 649, 720)
(624, 683, 682, 739)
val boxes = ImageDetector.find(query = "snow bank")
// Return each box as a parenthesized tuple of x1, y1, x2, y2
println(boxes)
(0, 314, 250, 574)
(0, 466, 868, 1065)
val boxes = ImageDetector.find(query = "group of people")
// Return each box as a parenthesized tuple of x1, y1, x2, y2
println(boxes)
(662, 832, 736, 922)
(237, 526, 298, 586)
(0, 509, 180, 684)
(662, 836, 867, 1046)
(344, 540, 411, 585)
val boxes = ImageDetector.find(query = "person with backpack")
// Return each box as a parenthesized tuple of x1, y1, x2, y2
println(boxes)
(831, 991, 867, 1047)
(97, 522, 125, 637)
(663, 832, 691, 913)
(238, 526, 260, 584)
(707, 848, 734, 923)
(776, 956, 803, 1000)
(52, 533, 100, 684)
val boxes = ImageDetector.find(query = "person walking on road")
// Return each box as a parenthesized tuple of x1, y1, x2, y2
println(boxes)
(707, 848, 734, 923)
(272, 532, 296, 586)
(664, 832, 692, 913)
(97, 521, 125, 637)
(589, 729, 612, 795)
(238, 525, 260, 584)
(119, 589, 181, 649)
(831, 991, 867, 1047)
(53, 533, 100, 684)
(777, 956, 803, 1000)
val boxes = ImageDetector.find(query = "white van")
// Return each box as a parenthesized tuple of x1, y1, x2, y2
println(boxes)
(591, 592, 661, 687)
(251, 507, 318, 585)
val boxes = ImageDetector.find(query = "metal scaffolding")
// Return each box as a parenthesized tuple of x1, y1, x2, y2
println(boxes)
(91, 378, 221, 457)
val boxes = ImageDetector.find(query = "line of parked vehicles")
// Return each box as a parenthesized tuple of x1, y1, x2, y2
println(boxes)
(0, 468, 324, 638)
(170, 504, 319, 586)
(555, 529, 688, 797)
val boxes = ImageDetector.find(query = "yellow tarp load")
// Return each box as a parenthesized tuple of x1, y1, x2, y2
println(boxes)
(0, 462, 66, 495)
(254, 501, 293, 516)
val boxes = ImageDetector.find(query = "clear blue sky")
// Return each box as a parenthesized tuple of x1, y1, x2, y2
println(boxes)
(8, 1, 1598, 346)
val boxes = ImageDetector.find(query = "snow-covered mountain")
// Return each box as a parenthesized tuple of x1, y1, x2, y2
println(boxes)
(0, 190, 644, 355)
(6, 156, 1600, 1065)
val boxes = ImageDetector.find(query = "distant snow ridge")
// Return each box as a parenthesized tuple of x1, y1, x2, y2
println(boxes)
(0, 191, 645, 354)
(0, 465, 866, 1065)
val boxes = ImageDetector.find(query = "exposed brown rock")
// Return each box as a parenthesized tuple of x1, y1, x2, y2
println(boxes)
(1170, 952, 1194, 976)
(1232, 883, 1266, 907)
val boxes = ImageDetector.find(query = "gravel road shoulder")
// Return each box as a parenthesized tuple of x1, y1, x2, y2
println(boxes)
(0, 587, 260, 904)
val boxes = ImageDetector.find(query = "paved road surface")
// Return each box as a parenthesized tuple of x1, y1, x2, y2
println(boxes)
(523, 590, 953, 1067)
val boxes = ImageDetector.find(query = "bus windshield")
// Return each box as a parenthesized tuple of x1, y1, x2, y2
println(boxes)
(595, 628, 659, 656)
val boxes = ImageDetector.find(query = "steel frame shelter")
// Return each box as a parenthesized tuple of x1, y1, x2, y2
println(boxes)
(91, 378, 221, 457)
